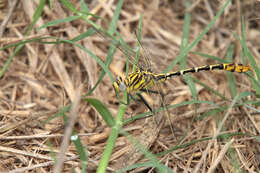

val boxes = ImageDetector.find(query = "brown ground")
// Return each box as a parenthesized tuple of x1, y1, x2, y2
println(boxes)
(0, 0, 260, 172)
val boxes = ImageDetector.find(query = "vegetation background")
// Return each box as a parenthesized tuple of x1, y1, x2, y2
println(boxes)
(0, 0, 259, 172)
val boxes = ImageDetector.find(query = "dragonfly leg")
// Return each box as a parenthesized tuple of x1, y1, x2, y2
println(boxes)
(120, 93, 154, 121)
(140, 89, 169, 127)
(137, 93, 153, 112)
(128, 93, 152, 121)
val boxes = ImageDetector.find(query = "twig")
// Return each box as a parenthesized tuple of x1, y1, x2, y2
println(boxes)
(0, 0, 18, 37)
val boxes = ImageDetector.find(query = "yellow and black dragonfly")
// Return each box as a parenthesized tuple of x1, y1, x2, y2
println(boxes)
(94, 28, 252, 121)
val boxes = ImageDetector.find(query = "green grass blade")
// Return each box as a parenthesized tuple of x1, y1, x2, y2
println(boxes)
(179, 0, 191, 70)
(0, 36, 61, 50)
(191, 77, 228, 100)
(25, 0, 46, 34)
(86, 98, 115, 127)
(116, 161, 175, 173)
(46, 139, 57, 162)
(164, 0, 232, 73)
(254, 136, 260, 142)
(97, 91, 128, 173)
(236, 91, 253, 101)
(233, 31, 260, 96)
(114, 31, 131, 75)
(37, 15, 80, 30)
(86, 0, 123, 96)
(190, 51, 228, 63)
(48, 0, 53, 9)
(60, 0, 78, 14)
(107, 0, 123, 34)
(133, 15, 143, 72)
(94, 2, 127, 170)
(70, 133, 88, 173)
(157, 132, 248, 157)
(241, 17, 260, 79)
(58, 39, 114, 82)
(228, 146, 241, 173)
(123, 100, 216, 124)
(240, 17, 260, 96)
(80, 0, 89, 12)
(0, 0, 46, 78)
(43, 105, 71, 124)
(119, 130, 173, 173)
(184, 75, 197, 101)
(60, 110, 88, 173)
(178, 0, 198, 108)
(225, 44, 237, 97)
(70, 28, 96, 42)
(197, 107, 226, 121)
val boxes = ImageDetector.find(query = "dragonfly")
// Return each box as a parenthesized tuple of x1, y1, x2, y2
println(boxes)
(113, 61, 252, 113)
(94, 27, 253, 165)
(113, 63, 252, 96)
(95, 28, 252, 118)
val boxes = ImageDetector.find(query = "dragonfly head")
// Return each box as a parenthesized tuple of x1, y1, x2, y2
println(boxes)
(113, 76, 126, 92)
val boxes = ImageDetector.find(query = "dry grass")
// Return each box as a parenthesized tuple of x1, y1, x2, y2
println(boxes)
(0, 0, 259, 172)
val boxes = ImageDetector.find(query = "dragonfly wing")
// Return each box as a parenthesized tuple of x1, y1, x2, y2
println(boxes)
(93, 27, 149, 71)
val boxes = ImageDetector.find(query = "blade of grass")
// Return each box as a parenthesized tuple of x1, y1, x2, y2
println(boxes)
(70, 133, 88, 173)
(179, 0, 191, 70)
(117, 161, 175, 173)
(43, 105, 71, 124)
(240, 17, 260, 96)
(197, 106, 227, 121)
(190, 51, 229, 63)
(37, 15, 80, 30)
(119, 130, 174, 173)
(240, 17, 260, 79)
(97, 91, 128, 173)
(173, 0, 198, 141)
(60, 0, 78, 14)
(58, 38, 114, 83)
(1, 32, 115, 85)
(191, 76, 228, 100)
(39, 0, 124, 96)
(0, 0, 46, 78)
(123, 100, 217, 124)
(228, 146, 241, 173)
(225, 44, 237, 97)
(70, 27, 96, 42)
(164, 0, 232, 73)
(157, 131, 248, 157)
(85, 0, 124, 96)
(46, 139, 57, 162)
(80, 0, 88, 12)
(114, 31, 131, 74)
(133, 15, 143, 72)
(86, 98, 115, 127)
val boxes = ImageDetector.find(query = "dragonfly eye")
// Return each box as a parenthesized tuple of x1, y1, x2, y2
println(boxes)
(113, 76, 126, 92)
(119, 81, 126, 91)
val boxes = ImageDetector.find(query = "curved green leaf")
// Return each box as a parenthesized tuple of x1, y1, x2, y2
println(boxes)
(85, 98, 115, 127)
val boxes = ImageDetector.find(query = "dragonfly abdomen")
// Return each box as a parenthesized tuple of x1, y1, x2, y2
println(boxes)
(164, 63, 252, 80)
